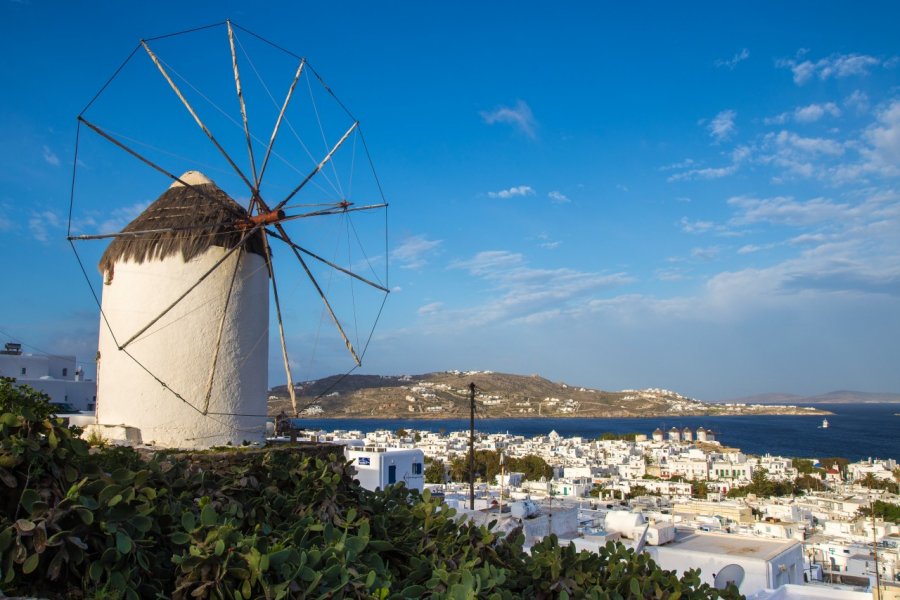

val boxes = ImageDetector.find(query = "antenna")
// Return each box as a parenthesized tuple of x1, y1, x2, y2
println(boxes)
(714, 564, 745, 590)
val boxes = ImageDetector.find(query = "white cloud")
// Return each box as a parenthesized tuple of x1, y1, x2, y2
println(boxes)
(668, 164, 737, 183)
(441, 250, 633, 326)
(480, 100, 537, 138)
(417, 302, 443, 316)
(42, 146, 60, 166)
(679, 217, 714, 234)
(28, 210, 61, 243)
(391, 234, 442, 270)
(668, 145, 750, 183)
(857, 99, 900, 177)
(656, 268, 686, 282)
(691, 246, 720, 260)
(728, 195, 850, 227)
(488, 185, 535, 199)
(706, 109, 737, 142)
(616, 184, 629, 192)
(844, 90, 869, 113)
(715, 48, 750, 69)
(766, 102, 842, 125)
(737, 244, 761, 254)
(772, 131, 844, 156)
(548, 190, 570, 203)
(778, 52, 882, 85)
(794, 102, 841, 123)
(660, 158, 696, 171)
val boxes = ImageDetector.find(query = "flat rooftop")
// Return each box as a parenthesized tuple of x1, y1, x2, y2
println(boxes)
(667, 530, 799, 561)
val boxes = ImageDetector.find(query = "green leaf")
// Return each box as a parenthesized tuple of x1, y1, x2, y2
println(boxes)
(22, 552, 39, 574)
(200, 503, 217, 527)
(170, 531, 191, 545)
(630, 577, 641, 596)
(20, 489, 40, 513)
(75, 507, 94, 525)
(182, 511, 196, 532)
(98, 484, 121, 505)
(116, 531, 133, 554)
(214, 539, 225, 556)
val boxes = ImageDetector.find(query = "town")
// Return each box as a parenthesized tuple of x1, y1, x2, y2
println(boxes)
(296, 424, 900, 600)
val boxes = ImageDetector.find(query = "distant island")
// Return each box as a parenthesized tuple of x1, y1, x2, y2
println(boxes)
(719, 390, 900, 405)
(267, 371, 831, 418)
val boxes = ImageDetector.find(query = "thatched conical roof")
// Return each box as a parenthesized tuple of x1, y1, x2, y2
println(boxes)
(98, 171, 266, 274)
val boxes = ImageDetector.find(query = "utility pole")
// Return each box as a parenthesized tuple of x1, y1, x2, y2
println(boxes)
(872, 500, 883, 600)
(499, 450, 505, 515)
(469, 382, 475, 511)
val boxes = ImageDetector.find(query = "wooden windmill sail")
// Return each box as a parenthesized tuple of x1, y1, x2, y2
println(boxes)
(68, 21, 390, 448)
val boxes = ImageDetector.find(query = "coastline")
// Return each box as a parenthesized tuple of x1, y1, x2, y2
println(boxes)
(284, 409, 834, 420)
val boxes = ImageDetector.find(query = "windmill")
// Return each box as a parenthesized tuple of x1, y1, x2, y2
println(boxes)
(67, 21, 389, 448)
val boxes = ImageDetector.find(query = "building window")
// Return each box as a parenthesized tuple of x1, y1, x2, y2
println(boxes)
(412, 462, 423, 475)
(63, 368, 68, 377)
(87, 403, 95, 411)
(20, 367, 26, 375)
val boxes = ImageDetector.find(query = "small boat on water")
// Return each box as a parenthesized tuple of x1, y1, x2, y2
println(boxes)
(820, 418, 829, 429)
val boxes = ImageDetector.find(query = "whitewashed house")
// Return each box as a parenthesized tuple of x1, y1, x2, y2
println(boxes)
(0, 342, 96, 412)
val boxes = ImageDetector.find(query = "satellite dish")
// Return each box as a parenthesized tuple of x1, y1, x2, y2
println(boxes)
(714, 564, 745, 590)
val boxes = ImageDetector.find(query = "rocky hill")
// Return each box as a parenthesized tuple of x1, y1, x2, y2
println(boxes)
(267, 371, 827, 418)
(722, 390, 900, 404)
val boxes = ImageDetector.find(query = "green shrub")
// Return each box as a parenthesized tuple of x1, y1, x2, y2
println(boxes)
(1, 380, 743, 599)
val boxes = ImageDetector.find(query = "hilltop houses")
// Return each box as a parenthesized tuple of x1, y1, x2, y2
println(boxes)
(302, 423, 898, 598)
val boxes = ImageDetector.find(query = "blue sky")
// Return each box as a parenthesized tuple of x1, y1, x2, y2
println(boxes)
(1, 1, 899, 400)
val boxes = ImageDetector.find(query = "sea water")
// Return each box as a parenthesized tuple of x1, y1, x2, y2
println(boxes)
(294, 403, 899, 461)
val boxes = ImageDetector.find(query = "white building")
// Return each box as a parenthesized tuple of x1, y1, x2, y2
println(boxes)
(648, 530, 805, 596)
(0, 342, 96, 412)
(93, 173, 268, 449)
(345, 447, 425, 493)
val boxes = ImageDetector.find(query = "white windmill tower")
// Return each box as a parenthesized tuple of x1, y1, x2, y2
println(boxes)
(68, 22, 390, 448)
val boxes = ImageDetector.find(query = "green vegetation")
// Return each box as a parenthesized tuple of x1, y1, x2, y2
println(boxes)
(1, 380, 742, 599)
(448, 450, 552, 484)
(598, 432, 640, 441)
(856, 473, 899, 494)
(726, 469, 799, 499)
(791, 458, 817, 475)
(691, 480, 709, 499)
(424, 459, 446, 484)
(859, 501, 900, 524)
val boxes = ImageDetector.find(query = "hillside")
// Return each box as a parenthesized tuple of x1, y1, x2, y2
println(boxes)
(723, 390, 900, 405)
(267, 371, 827, 418)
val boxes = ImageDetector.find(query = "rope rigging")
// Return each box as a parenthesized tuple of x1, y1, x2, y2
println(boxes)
(66, 20, 390, 440)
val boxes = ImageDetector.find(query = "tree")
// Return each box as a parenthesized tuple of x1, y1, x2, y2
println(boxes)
(395, 428, 409, 438)
(727, 468, 799, 498)
(857, 473, 899, 494)
(692, 480, 709, 499)
(792, 458, 816, 475)
(424, 459, 446, 484)
(859, 501, 900, 524)
(796, 473, 824, 491)
(858, 473, 880, 489)
(599, 432, 639, 441)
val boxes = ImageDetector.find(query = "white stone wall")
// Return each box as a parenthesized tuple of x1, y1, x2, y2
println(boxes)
(96, 247, 268, 448)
